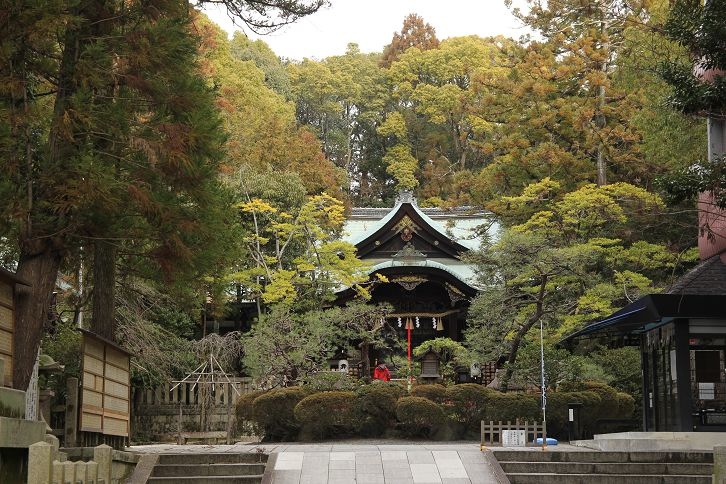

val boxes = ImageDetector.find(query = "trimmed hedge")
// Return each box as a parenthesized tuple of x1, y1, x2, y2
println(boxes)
(295, 391, 358, 440)
(444, 383, 496, 435)
(411, 384, 446, 404)
(234, 389, 267, 435)
(236, 381, 636, 442)
(252, 387, 309, 441)
(396, 396, 445, 438)
(355, 382, 406, 437)
(483, 392, 540, 424)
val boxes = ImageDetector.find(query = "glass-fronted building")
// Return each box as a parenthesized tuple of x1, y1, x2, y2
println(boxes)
(565, 254, 726, 432)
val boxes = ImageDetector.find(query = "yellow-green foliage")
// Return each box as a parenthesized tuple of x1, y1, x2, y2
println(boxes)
(234, 190, 370, 307)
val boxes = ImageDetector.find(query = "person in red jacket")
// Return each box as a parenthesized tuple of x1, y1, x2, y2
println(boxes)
(373, 362, 391, 381)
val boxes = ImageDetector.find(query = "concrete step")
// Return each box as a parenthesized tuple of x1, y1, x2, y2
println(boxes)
(157, 453, 267, 465)
(152, 463, 267, 477)
(507, 473, 711, 484)
(147, 477, 263, 484)
(492, 450, 714, 464)
(499, 461, 713, 475)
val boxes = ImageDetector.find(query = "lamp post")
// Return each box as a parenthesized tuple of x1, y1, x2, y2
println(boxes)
(540, 318, 548, 451)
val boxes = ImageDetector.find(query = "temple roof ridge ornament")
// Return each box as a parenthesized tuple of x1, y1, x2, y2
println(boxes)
(396, 190, 417, 206)
(393, 242, 427, 262)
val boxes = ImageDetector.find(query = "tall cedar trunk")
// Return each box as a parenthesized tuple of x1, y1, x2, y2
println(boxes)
(14, 244, 64, 390)
(90, 239, 116, 340)
(10, 0, 85, 389)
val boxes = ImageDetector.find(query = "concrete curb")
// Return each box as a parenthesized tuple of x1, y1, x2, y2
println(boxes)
(260, 451, 278, 484)
(125, 453, 159, 484)
(481, 448, 511, 484)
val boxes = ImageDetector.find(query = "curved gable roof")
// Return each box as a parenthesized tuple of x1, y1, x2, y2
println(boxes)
(348, 201, 471, 259)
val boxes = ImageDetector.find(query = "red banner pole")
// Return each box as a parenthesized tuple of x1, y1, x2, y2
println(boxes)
(407, 326, 412, 389)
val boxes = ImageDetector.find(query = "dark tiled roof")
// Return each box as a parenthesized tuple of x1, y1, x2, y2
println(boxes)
(667, 253, 726, 295)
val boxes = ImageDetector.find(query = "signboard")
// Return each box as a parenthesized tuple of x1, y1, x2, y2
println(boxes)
(80, 331, 130, 437)
(0, 279, 14, 387)
(502, 430, 527, 447)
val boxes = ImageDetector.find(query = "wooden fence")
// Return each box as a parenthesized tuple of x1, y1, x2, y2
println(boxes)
(131, 377, 254, 442)
(134, 377, 253, 406)
(480, 420, 544, 447)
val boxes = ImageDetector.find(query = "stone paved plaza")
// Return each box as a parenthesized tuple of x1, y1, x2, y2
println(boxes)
(130, 441, 524, 483)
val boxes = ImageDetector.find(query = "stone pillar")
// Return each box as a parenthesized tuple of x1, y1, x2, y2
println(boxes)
(27, 441, 52, 484)
(64, 377, 79, 447)
(63, 460, 76, 483)
(85, 461, 99, 483)
(715, 446, 726, 484)
(94, 444, 113, 484)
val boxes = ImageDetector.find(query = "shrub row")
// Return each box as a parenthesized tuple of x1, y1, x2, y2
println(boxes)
(235, 381, 635, 441)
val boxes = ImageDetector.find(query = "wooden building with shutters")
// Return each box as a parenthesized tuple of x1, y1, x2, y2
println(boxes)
(0, 268, 30, 389)
(78, 329, 131, 447)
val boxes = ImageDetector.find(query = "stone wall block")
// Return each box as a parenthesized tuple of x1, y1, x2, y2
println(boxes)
(27, 441, 52, 484)
(94, 444, 113, 484)
(715, 446, 726, 484)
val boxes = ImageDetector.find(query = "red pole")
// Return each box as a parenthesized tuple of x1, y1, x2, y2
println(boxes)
(407, 326, 412, 382)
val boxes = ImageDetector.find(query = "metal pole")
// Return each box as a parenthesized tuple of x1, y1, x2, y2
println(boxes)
(540, 318, 547, 451)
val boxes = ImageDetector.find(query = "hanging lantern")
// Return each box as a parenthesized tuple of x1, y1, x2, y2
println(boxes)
(415, 316, 420, 328)
(405, 317, 414, 330)
(436, 317, 444, 331)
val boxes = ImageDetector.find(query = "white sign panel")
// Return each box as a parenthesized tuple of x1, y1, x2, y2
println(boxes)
(698, 382, 715, 400)
(502, 430, 527, 447)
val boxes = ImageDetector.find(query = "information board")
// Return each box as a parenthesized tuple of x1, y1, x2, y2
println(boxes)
(502, 429, 527, 447)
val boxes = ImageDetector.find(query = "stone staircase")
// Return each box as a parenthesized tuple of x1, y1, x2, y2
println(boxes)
(147, 452, 267, 483)
(491, 450, 714, 484)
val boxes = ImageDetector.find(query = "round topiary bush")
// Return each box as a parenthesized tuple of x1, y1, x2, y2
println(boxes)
(355, 382, 407, 437)
(396, 396, 445, 438)
(411, 384, 446, 404)
(235, 390, 267, 436)
(294, 391, 357, 440)
(252, 386, 309, 441)
(444, 384, 496, 436)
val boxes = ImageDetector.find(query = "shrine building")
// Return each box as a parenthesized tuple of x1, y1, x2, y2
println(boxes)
(336, 192, 497, 350)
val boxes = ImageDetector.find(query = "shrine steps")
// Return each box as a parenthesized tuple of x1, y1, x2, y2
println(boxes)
(492, 449, 713, 484)
(147, 453, 267, 484)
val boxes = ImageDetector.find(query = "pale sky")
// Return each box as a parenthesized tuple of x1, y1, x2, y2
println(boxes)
(202, 0, 530, 60)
